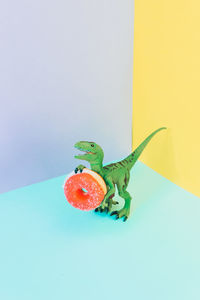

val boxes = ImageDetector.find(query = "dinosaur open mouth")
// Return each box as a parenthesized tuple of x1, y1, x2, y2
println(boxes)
(77, 151, 94, 156)
(75, 148, 96, 156)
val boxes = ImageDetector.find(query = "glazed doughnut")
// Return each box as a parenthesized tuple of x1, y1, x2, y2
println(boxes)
(64, 168, 107, 211)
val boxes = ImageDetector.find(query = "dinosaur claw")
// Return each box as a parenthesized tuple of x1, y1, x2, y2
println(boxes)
(75, 168, 78, 173)
(123, 216, 128, 222)
(110, 211, 117, 216)
(94, 207, 107, 213)
(115, 215, 119, 220)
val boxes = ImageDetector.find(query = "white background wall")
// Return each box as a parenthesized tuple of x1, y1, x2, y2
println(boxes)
(0, 0, 134, 193)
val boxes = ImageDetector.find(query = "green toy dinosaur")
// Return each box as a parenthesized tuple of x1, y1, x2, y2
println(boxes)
(74, 127, 166, 221)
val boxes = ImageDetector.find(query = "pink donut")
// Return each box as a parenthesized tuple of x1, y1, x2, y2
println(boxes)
(64, 168, 107, 211)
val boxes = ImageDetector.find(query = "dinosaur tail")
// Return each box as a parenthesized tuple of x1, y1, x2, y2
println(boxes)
(122, 127, 166, 171)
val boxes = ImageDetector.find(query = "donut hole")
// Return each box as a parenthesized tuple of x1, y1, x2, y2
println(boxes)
(76, 187, 89, 200)
(81, 188, 88, 194)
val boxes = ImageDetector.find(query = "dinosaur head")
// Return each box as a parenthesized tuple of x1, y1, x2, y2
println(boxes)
(74, 141, 104, 164)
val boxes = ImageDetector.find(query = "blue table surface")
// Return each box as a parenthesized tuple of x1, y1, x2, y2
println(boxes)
(0, 161, 199, 300)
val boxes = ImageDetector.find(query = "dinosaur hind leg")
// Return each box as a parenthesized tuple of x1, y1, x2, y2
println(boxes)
(94, 193, 116, 213)
(111, 176, 132, 221)
(95, 183, 116, 213)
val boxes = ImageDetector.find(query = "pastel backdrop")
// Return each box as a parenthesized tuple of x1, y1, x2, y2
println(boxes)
(0, 0, 134, 193)
(1, 2, 200, 300)
(132, 0, 200, 197)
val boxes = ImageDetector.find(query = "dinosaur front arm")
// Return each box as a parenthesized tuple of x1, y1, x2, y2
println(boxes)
(74, 164, 86, 173)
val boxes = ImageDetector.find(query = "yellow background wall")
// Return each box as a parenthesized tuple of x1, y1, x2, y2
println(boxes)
(133, 0, 200, 197)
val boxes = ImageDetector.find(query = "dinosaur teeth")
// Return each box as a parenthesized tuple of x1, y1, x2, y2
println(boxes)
(77, 151, 89, 156)
(76, 150, 95, 155)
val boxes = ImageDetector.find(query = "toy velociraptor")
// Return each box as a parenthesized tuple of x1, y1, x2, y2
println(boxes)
(74, 127, 166, 221)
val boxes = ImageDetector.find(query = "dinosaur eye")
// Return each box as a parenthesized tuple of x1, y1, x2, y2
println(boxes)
(91, 144, 94, 147)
